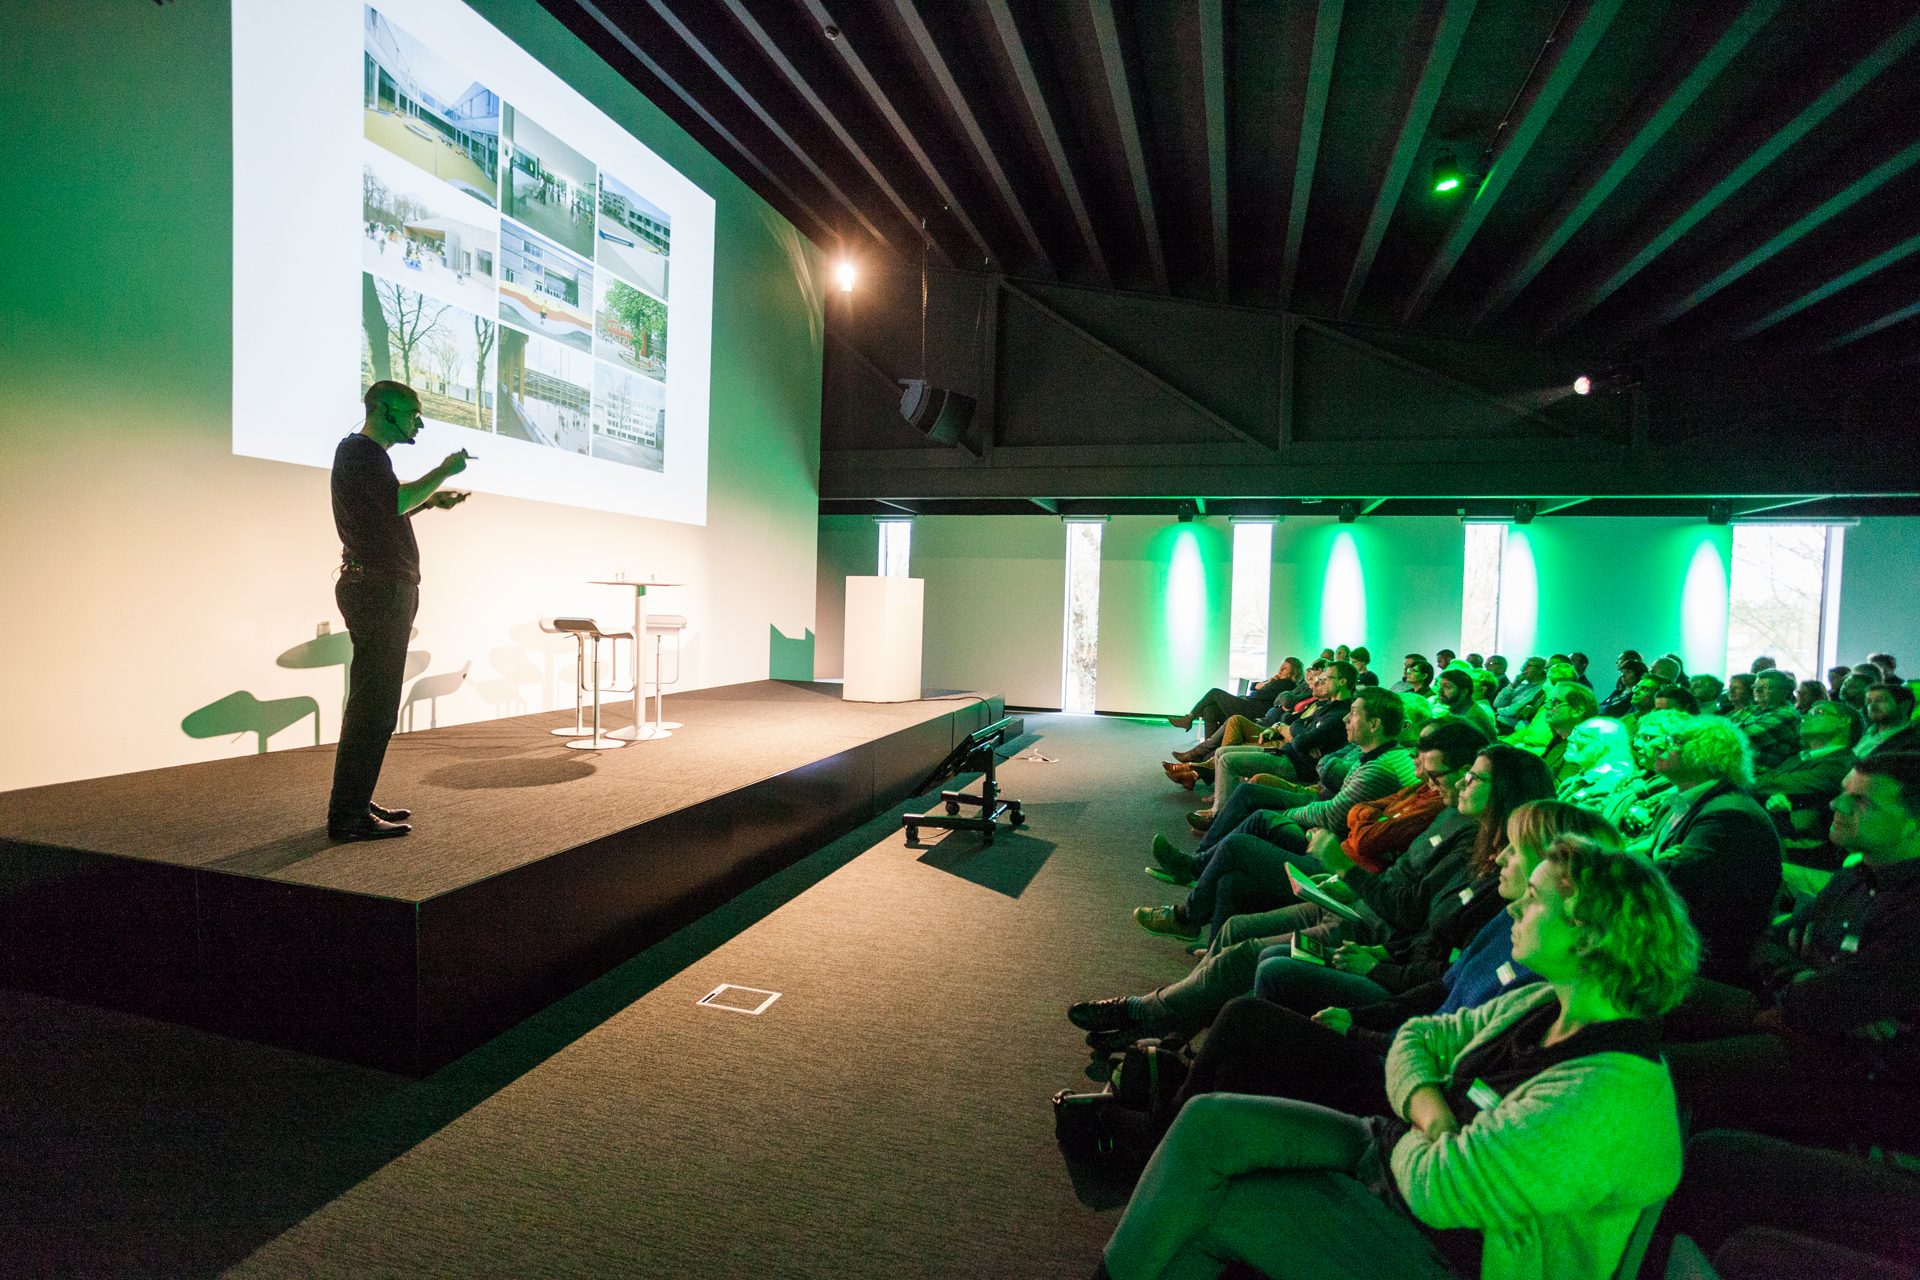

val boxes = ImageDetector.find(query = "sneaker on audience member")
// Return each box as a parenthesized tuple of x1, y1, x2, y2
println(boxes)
(1184, 809, 1212, 833)
(1133, 904, 1200, 939)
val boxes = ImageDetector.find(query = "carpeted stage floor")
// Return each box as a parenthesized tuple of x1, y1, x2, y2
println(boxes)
(2, 713, 1207, 1278)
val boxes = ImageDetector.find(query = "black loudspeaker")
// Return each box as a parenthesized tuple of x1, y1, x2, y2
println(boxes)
(898, 379, 976, 447)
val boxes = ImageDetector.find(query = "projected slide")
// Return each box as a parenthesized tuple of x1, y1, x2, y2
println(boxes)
(233, 0, 713, 522)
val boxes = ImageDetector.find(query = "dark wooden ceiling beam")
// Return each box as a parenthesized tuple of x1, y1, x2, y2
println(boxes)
(1088, 0, 1168, 292)
(802, 0, 993, 268)
(983, 0, 1110, 284)
(571, 0, 836, 241)
(1619, 138, 1920, 346)
(1540, 11, 1920, 340)
(1821, 297, 1920, 352)
(891, 0, 1051, 274)
(1200, 0, 1229, 302)
(636, 0, 901, 252)
(1402, 0, 1624, 325)
(1279, 0, 1343, 310)
(1467, 0, 1781, 334)
(718, 0, 958, 265)
(1732, 229, 1920, 343)
(1337, 0, 1476, 319)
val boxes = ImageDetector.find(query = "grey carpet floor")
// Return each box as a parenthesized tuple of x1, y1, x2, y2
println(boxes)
(3, 713, 1211, 1279)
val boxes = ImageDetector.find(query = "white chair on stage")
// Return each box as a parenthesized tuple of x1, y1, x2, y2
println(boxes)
(641, 613, 687, 733)
(400, 661, 470, 731)
(538, 617, 630, 750)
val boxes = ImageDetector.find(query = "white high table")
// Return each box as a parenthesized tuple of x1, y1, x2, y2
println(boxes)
(589, 580, 684, 741)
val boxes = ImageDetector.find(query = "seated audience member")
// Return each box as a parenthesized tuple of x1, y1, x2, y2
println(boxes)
(1736, 669, 1802, 774)
(1435, 648, 1456, 669)
(1165, 658, 1303, 735)
(1465, 652, 1484, 670)
(1869, 651, 1899, 678)
(1355, 669, 1381, 687)
(1599, 659, 1649, 718)
(1433, 667, 1495, 740)
(1089, 841, 1695, 1280)
(1854, 661, 1888, 684)
(1132, 689, 1416, 941)
(1638, 715, 1782, 982)
(1111, 806, 1622, 1148)
(1840, 671, 1874, 711)
(1076, 728, 1492, 1044)
(1620, 675, 1663, 739)
(1335, 644, 1352, 663)
(1349, 646, 1372, 679)
(1662, 754, 1920, 1153)
(1858, 681, 1920, 757)
(1468, 668, 1500, 711)
(1485, 653, 1510, 692)
(1556, 716, 1638, 809)
(1723, 671, 1756, 717)
(1655, 683, 1699, 715)
(1604, 649, 1644, 701)
(1750, 655, 1776, 675)
(1689, 672, 1725, 713)
(1568, 651, 1593, 689)
(1392, 652, 1426, 693)
(1403, 658, 1436, 700)
(1603, 710, 1685, 839)
(1754, 699, 1863, 848)
(1828, 664, 1853, 701)
(1492, 656, 1549, 731)
(1793, 679, 1825, 715)
(1506, 682, 1599, 782)
(1181, 665, 1354, 822)
(1657, 1130, 1920, 1280)
(1651, 653, 1686, 686)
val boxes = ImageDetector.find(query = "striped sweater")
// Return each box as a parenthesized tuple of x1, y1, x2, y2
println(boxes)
(1287, 743, 1419, 834)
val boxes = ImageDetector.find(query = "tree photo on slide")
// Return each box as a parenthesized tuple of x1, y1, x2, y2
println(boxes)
(359, 273, 494, 431)
(605, 279, 667, 370)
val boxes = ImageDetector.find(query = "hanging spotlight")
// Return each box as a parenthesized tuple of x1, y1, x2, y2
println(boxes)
(1432, 152, 1464, 194)
(835, 261, 856, 293)
(1512, 501, 1535, 525)
(1338, 502, 1361, 523)
(1572, 374, 1593, 395)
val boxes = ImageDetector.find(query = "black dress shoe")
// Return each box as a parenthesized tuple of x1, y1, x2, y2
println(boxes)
(369, 801, 411, 822)
(328, 815, 412, 841)
(1069, 997, 1137, 1033)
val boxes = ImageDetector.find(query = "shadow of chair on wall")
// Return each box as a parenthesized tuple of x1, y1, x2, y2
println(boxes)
(181, 691, 321, 755)
(400, 661, 470, 731)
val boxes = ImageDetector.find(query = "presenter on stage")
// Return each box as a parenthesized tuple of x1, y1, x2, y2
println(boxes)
(326, 381, 469, 841)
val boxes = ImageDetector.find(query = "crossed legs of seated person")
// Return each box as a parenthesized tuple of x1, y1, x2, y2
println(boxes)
(1169, 689, 1267, 737)
(1096, 1093, 1456, 1280)
(1160, 832, 1321, 941)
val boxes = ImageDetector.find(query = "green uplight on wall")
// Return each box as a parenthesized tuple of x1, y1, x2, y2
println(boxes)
(1499, 527, 1539, 658)
(1319, 529, 1367, 650)
(1681, 534, 1731, 678)
(1165, 527, 1208, 682)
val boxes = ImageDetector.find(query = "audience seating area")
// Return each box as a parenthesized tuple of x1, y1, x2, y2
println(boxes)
(1061, 645, 1920, 1280)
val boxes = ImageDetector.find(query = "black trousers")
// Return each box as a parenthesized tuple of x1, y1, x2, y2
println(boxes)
(1185, 687, 1268, 736)
(1170, 994, 1390, 1121)
(327, 570, 418, 825)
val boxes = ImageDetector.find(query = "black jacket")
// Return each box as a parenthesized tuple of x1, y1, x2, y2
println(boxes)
(1651, 782, 1783, 983)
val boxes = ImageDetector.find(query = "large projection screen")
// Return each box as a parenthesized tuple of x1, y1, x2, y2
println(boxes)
(233, 0, 714, 524)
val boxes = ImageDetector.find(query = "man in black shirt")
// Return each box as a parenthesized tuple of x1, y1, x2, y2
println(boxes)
(327, 381, 470, 840)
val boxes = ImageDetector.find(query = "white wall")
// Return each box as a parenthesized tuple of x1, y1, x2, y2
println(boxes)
(0, 0, 823, 791)
(1267, 516, 1466, 671)
(1095, 517, 1233, 715)
(916, 516, 1066, 706)
(1836, 517, 1920, 668)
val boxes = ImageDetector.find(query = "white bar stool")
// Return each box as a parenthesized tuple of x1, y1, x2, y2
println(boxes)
(642, 613, 687, 734)
(539, 616, 627, 750)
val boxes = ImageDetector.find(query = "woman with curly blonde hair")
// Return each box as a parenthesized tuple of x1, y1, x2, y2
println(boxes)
(1089, 839, 1697, 1280)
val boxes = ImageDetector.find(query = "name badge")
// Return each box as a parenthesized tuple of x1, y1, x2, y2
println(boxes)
(1497, 962, 1517, 985)
(1448, 948, 1463, 963)
(1431, 834, 1445, 847)
(1459, 887, 1476, 904)
(1467, 1078, 1503, 1111)
(1841, 935, 1862, 953)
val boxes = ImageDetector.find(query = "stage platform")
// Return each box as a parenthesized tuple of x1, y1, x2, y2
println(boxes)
(0, 681, 1003, 1075)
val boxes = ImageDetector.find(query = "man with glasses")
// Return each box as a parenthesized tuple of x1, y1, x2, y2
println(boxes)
(327, 381, 471, 841)
(1755, 701, 1864, 850)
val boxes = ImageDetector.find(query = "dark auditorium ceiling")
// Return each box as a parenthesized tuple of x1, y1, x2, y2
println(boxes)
(545, 0, 1920, 509)
(547, 0, 1919, 359)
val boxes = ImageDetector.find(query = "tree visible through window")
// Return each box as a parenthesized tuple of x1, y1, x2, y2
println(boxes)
(1063, 522, 1103, 712)
(1726, 524, 1838, 678)
(1460, 523, 1505, 660)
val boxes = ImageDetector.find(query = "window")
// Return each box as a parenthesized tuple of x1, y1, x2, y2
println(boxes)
(877, 520, 912, 578)
(1725, 524, 1844, 678)
(1229, 522, 1273, 687)
(1063, 521, 1104, 712)
(1460, 523, 1505, 659)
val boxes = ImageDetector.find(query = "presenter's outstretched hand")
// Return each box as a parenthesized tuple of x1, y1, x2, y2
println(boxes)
(441, 449, 471, 477)
(426, 489, 469, 509)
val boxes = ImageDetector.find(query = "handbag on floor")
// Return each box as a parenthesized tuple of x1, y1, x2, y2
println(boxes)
(1107, 1035, 1192, 1113)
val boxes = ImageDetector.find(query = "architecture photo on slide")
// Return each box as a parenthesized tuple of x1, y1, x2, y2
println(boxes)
(363, 6, 499, 207)
(597, 172, 669, 300)
(362, 142, 496, 310)
(591, 359, 665, 472)
(499, 219, 594, 354)
(360, 271, 497, 432)
(497, 325, 591, 455)
(501, 103, 597, 260)
(594, 275, 667, 379)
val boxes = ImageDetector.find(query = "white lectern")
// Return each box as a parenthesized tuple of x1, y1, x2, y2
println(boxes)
(843, 576, 924, 702)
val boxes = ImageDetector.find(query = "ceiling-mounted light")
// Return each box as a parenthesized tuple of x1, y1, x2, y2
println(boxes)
(1338, 502, 1361, 523)
(836, 261, 856, 293)
(1432, 152, 1464, 194)
(1512, 501, 1536, 525)
(1572, 374, 1593, 395)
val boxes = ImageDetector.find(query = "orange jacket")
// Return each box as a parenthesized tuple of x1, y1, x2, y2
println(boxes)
(1344, 782, 1447, 873)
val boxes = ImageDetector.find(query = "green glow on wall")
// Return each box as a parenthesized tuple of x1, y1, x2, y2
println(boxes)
(1681, 535, 1731, 678)
(1164, 527, 1209, 681)
(1499, 528, 1539, 658)
(1319, 530, 1368, 649)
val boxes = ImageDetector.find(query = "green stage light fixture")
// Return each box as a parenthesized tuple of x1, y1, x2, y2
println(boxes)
(1432, 152, 1464, 194)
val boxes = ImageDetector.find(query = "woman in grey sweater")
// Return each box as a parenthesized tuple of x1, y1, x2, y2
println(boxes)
(1090, 838, 1698, 1280)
